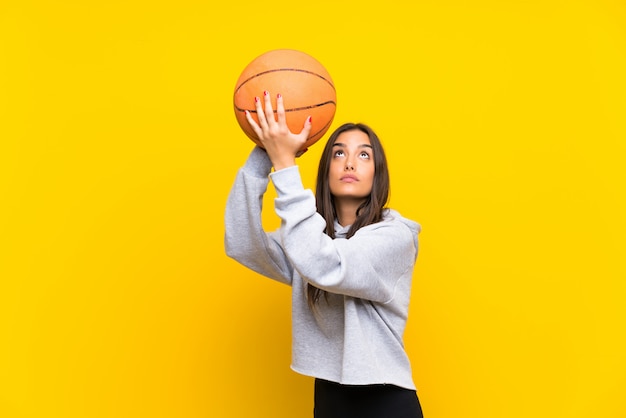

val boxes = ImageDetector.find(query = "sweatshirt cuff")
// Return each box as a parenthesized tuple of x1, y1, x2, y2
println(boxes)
(269, 165, 304, 196)
(243, 146, 273, 178)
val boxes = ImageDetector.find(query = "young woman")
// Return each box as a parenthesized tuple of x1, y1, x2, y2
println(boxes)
(225, 91, 423, 418)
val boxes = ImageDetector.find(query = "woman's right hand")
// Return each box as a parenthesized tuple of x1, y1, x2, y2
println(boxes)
(245, 91, 312, 171)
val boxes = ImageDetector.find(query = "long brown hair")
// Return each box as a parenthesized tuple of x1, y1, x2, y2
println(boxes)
(307, 123, 391, 308)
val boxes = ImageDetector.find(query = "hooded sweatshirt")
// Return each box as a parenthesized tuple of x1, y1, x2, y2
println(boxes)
(224, 146, 421, 390)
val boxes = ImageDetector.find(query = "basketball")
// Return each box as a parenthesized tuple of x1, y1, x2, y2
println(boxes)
(233, 49, 337, 150)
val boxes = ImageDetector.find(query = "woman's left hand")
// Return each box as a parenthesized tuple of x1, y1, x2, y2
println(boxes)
(245, 91, 312, 171)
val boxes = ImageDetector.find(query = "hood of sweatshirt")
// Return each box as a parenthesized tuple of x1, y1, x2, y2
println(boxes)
(333, 209, 421, 245)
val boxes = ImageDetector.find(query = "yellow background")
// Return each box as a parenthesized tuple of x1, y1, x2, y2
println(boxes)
(1, 0, 625, 417)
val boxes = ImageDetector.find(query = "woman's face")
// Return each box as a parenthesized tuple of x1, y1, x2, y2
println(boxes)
(328, 129, 375, 204)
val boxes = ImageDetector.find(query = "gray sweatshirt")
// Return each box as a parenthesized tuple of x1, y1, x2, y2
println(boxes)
(224, 147, 421, 390)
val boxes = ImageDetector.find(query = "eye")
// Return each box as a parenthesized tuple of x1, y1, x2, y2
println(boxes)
(333, 150, 345, 158)
(359, 151, 371, 159)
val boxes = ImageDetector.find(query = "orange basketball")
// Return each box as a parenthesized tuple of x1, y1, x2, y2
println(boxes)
(233, 49, 337, 150)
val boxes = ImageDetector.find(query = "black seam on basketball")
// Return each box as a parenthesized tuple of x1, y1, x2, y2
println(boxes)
(234, 101, 336, 113)
(235, 68, 335, 93)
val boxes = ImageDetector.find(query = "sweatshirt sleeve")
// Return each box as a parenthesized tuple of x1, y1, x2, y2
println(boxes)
(269, 166, 418, 303)
(224, 147, 294, 285)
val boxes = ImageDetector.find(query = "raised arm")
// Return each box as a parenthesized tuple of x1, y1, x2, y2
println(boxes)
(224, 146, 294, 285)
(269, 166, 419, 303)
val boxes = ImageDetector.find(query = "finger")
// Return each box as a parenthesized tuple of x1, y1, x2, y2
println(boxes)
(263, 90, 275, 124)
(298, 115, 313, 138)
(276, 93, 287, 126)
(292, 116, 312, 153)
(244, 110, 263, 138)
(254, 96, 268, 131)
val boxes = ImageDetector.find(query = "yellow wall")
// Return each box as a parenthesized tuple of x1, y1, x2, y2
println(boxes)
(1, 0, 625, 417)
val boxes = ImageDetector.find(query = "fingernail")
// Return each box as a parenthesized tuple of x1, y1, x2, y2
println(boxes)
(254, 97, 259, 103)
(263, 90, 269, 96)
(277, 93, 282, 99)
(308, 116, 312, 123)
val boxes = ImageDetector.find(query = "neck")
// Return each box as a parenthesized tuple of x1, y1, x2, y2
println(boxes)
(334, 199, 364, 227)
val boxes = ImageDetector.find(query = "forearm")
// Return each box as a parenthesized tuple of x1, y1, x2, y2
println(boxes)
(224, 147, 293, 284)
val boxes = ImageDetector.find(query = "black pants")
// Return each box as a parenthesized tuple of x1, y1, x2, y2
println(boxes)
(314, 379, 424, 418)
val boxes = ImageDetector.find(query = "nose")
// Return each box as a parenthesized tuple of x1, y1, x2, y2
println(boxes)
(345, 160, 355, 171)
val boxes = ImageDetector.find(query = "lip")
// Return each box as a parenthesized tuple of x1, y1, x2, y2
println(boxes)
(340, 175, 358, 182)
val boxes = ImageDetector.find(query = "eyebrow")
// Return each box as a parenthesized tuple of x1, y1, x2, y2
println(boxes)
(332, 143, 373, 149)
